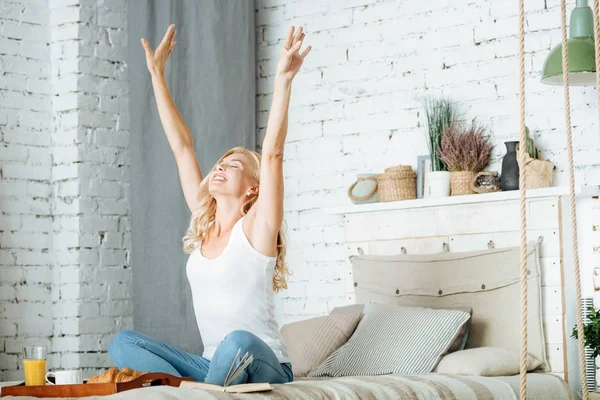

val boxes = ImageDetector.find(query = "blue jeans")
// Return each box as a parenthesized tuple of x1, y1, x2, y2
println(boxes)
(108, 330, 293, 386)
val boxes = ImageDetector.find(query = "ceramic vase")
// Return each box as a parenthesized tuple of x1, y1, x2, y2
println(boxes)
(426, 171, 451, 198)
(501, 141, 520, 191)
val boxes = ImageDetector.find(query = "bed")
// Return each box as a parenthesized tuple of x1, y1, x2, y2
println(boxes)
(3, 244, 576, 399)
(1, 372, 572, 399)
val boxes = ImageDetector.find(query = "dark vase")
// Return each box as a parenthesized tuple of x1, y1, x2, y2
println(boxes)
(501, 141, 519, 191)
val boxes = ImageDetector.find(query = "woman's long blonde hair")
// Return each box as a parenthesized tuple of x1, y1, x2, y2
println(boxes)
(182, 147, 290, 293)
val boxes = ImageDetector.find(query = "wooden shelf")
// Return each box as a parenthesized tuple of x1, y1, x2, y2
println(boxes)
(326, 185, 600, 215)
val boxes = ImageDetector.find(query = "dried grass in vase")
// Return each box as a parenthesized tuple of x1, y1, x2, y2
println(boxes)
(438, 120, 494, 172)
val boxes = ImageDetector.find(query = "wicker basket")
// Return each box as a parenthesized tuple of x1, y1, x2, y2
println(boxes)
(471, 171, 501, 194)
(450, 171, 476, 196)
(377, 166, 416, 202)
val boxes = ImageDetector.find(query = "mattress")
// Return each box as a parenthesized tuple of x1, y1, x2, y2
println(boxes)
(2, 373, 573, 399)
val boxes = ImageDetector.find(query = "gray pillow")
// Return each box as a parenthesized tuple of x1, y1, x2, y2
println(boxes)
(280, 312, 362, 377)
(309, 303, 470, 377)
(330, 304, 365, 316)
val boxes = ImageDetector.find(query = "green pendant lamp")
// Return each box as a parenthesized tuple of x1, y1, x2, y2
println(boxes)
(541, 0, 597, 86)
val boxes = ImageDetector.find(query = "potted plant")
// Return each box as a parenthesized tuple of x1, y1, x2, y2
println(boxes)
(423, 97, 455, 198)
(438, 119, 494, 196)
(572, 307, 600, 398)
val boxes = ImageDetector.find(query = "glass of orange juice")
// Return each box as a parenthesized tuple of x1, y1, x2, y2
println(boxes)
(23, 346, 48, 386)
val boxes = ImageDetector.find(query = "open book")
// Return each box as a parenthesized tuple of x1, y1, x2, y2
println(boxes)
(179, 349, 273, 393)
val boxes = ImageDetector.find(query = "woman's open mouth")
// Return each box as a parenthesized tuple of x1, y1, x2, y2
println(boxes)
(213, 174, 227, 182)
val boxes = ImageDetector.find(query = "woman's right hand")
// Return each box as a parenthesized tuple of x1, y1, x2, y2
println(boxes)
(141, 24, 177, 78)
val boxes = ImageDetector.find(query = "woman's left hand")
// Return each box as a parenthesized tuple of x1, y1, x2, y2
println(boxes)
(276, 26, 311, 82)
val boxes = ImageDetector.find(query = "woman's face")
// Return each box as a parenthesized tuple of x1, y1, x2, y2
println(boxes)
(208, 153, 257, 198)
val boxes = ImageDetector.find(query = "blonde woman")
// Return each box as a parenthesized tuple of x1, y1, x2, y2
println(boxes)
(108, 24, 311, 386)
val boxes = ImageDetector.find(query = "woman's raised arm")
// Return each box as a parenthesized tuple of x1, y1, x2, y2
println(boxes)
(253, 26, 311, 233)
(142, 24, 203, 212)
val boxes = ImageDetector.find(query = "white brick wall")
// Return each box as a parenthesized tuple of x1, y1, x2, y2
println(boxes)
(0, 0, 131, 381)
(49, 0, 131, 377)
(0, 0, 54, 381)
(255, 0, 600, 326)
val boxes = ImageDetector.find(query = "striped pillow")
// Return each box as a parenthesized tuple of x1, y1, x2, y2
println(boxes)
(308, 303, 471, 377)
(330, 304, 472, 354)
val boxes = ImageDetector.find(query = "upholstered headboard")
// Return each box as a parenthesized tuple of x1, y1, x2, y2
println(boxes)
(350, 243, 550, 371)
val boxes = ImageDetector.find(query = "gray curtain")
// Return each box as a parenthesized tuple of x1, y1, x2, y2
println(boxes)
(128, 0, 255, 354)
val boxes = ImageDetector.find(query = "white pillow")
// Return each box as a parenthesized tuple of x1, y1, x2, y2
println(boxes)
(308, 303, 470, 377)
(434, 347, 542, 376)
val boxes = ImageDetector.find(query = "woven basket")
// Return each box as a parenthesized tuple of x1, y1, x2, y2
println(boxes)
(450, 171, 476, 196)
(471, 171, 501, 194)
(377, 166, 416, 202)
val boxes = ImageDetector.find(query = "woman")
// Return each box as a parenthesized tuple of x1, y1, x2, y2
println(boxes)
(108, 24, 311, 386)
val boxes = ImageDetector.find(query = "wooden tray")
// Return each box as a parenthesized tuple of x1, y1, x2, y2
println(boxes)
(1, 373, 193, 398)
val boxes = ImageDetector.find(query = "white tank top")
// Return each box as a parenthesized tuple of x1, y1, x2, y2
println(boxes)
(185, 216, 289, 363)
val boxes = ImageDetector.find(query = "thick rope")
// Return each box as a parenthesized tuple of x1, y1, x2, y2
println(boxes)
(559, 1, 589, 398)
(516, 0, 528, 398)
(593, 0, 600, 112)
